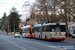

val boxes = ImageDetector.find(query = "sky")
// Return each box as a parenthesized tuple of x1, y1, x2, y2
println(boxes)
(0, 0, 35, 21)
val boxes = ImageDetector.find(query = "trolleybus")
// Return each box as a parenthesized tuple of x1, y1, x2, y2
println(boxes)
(21, 25, 34, 38)
(33, 22, 66, 41)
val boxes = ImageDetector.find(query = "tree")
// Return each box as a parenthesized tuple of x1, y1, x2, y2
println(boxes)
(3, 19, 9, 33)
(2, 12, 7, 28)
(29, 0, 75, 37)
(8, 6, 21, 32)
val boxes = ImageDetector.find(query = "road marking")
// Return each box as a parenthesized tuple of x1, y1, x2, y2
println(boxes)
(21, 39, 65, 50)
(0, 38, 26, 50)
(20, 46, 26, 50)
(15, 44, 19, 46)
(11, 42, 15, 44)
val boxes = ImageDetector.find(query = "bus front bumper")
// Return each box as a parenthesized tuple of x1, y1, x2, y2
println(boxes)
(49, 38, 66, 40)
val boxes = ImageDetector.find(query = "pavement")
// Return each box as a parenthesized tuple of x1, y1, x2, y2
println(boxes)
(0, 30, 14, 35)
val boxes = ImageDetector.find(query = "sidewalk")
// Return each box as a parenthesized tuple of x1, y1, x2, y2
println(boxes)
(65, 37, 75, 42)
(0, 30, 14, 35)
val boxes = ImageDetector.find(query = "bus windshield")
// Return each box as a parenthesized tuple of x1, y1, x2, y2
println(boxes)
(24, 28, 31, 33)
(50, 25, 66, 32)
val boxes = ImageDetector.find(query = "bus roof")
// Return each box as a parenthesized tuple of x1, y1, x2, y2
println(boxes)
(34, 23, 66, 27)
(34, 24, 42, 27)
(21, 25, 31, 29)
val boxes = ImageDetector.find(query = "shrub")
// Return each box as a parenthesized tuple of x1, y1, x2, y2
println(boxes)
(15, 29, 22, 34)
(19, 30, 22, 34)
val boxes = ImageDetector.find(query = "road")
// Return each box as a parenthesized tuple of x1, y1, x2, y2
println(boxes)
(0, 32, 75, 50)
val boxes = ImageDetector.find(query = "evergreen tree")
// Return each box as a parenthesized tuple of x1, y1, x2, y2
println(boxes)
(8, 6, 21, 32)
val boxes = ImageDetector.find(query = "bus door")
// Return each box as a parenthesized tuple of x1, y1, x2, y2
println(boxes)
(34, 26, 41, 39)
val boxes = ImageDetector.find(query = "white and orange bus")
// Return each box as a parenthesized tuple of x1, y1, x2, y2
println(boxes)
(33, 22, 66, 41)
(21, 25, 34, 38)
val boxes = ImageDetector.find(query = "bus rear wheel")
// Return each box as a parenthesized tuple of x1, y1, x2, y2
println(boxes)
(45, 36, 47, 41)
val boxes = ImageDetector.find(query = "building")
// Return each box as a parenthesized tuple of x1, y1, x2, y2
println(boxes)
(26, 19, 38, 25)
(19, 22, 25, 29)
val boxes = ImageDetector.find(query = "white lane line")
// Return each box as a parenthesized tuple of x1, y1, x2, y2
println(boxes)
(20, 46, 26, 50)
(20, 39, 65, 50)
(0, 38, 26, 50)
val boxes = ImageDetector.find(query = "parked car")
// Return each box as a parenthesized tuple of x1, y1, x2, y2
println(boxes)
(14, 32, 21, 38)
(68, 25, 75, 38)
(72, 30, 75, 38)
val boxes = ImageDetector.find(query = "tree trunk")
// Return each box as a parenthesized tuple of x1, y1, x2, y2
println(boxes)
(65, 0, 69, 37)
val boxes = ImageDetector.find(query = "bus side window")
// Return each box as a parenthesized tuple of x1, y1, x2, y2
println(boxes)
(51, 27, 55, 32)
(52, 28, 54, 31)
(46, 25, 50, 32)
(28, 28, 31, 34)
(30, 29, 31, 34)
